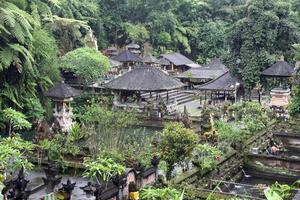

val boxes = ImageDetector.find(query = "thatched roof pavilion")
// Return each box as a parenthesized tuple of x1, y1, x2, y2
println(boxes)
(105, 65, 184, 92)
(44, 81, 81, 99)
(196, 72, 240, 91)
(261, 61, 294, 77)
(112, 50, 142, 63)
(159, 52, 200, 73)
(177, 58, 228, 83)
(196, 71, 242, 104)
(143, 54, 158, 65)
(160, 52, 195, 66)
(157, 57, 171, 65)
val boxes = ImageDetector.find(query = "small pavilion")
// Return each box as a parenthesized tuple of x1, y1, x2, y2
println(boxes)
(196, 72, 242, 105)
(177, 58, 228, 87)
(105, 46, 118, 57)
(261, 60, 295, 108)
(112, 50, 142, 72)
(44, 81, 81, 133)
(126, 43, 141, 55)
(158, 52, 200, 74)
(109, 58, 123, 74)
(143, 54, 158, 66)
(157, 57, 172, 71)
(105, 65, 184, 116)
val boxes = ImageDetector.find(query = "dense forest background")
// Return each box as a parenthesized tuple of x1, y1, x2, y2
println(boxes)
(0, 0, 300, 124)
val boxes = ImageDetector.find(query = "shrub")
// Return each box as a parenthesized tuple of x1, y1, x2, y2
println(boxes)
(83, 157, 126, 184)
(140, 187, 184, 200)
(191, 144, 223, 172)
(158, 122, 198, 179)
(0, 135, 35, 175)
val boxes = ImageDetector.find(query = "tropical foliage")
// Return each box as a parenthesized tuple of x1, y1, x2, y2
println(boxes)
(289, 45, 300, 116)
(1, 108, 31, 135)
(264, 181, 300, 200)
(140, 187, 184, 200)
(191, 144, 223, 171)
(158, 122, 198, 179)
(0, 135, 35, 174)
(39, 133, 80, 168)
(79, 103, 137, 154)
(83, 156, 126, 183)
(216, 102, 269, 147)
(60, 47, 110, 85)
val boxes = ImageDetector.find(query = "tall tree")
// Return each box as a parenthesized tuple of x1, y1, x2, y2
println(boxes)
(289, 44, 300, 117)
(226, 0, 299, 90)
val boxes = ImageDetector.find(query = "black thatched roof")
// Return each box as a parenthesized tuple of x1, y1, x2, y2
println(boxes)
(143, 54, 157, 64)
(44, 81, 81, 98)
(112, 50, 142, 62)
(177, 58, 228, 80)
(196, 71, 240, 91)
(261, 61, 294, 77)
(160, 52, 195, 66)
(105, 65, 184, 91)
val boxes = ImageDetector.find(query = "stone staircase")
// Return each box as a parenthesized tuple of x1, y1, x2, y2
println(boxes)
(141, 90, 195, 105)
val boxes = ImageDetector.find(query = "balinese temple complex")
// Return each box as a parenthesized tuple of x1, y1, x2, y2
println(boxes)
(105, 65, 184, 117)
(177, 58, 229, 88)
(44, 81, 81, 133)
(261, 60, 295, 109)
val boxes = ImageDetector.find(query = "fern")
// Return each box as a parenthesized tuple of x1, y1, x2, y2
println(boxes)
(0, 84, 23, 108)
(0, 47, 14, 70)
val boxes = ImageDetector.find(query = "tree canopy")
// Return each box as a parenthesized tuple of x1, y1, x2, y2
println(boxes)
(60, 47, 110, 85)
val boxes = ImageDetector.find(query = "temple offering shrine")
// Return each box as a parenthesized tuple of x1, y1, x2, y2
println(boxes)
(44, 81, 81, 133)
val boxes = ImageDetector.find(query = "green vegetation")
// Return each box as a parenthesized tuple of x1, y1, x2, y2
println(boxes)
(79, 103, 137, 153)
(60, 47, 110, 85)
(289, 45, 300, 116)
(191, 144, 223, 172)
(216, 102, 269, 148)
(39, 133, 80, 168)
(0, 135, 35, 175)
(140, 187, 184, 200)
(264, 181, 300, 200)
(1, 108, 31, 135)
(226, 0, 299, 90)
(83, 156, 126, 183)
(158, 122, 198, 179)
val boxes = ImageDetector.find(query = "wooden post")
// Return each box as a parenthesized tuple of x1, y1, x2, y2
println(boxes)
(167, 91, 169, 103)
